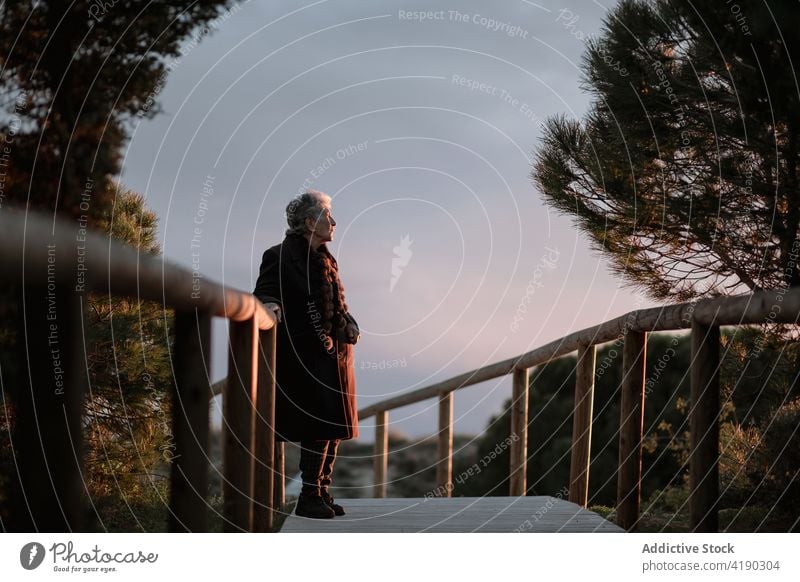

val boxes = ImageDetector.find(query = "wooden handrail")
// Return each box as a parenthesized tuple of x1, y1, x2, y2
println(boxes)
(1, 208, 279, 533)
(0, 207, 275, 330)
(358, 290, 800, 419)
(362, 286, 800, 532)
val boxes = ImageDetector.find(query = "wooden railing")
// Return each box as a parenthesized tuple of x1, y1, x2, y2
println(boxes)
(357, 289, 800, 532)
(9, 206, 797, 533)
(1, 209, 280, 532)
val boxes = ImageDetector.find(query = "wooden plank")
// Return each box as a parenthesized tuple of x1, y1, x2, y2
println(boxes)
(569, 343, 596, 507)
(436, 392, 453, 497)
(169, 310, 212, 532)
(689, 319, 720, 532)
(223, 317, 259, 531)
(253, 326, 277, 532)
(280, 496, 623, 533)
(510, 367, 529, 496)
(617, 330, 646, 531)
(374, 410, 388, 498)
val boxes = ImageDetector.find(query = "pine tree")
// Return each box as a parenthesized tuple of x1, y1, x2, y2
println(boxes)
(83, 187, 176, 506)
(533, 0, 800, 300)
(0, 2, 236, 529)
(0, 0, 236, 220)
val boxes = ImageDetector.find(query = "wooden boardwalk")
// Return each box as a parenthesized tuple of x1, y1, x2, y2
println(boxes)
(280, 496, 624, 533)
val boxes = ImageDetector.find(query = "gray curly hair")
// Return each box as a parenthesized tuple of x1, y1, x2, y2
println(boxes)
(285, 189, 332, 236)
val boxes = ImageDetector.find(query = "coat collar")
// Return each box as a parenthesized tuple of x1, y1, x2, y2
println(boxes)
(283, 232, 337, 273)
(282, 233, 311, 277)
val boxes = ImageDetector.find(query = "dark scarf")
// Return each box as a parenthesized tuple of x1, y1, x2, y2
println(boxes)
(310, 243, 349, 338)
(292, 233, 349, 339)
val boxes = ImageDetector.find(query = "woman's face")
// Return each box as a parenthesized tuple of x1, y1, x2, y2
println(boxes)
(307, 205, 336, 242)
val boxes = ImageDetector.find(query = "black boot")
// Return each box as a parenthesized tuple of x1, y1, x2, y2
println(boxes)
(320, 488, 345, 516)
(295, 491, 335, 519)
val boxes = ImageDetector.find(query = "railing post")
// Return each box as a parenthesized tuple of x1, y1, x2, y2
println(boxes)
(617, 330, 646, 530)
(437, 392, 453, 497)
(273, 442, 285, 511)
(253, 325, 277, 532)
(569, 343, 596, 507)
(10, 278, 87, 531)
(689, 319, 720, 532)
(374, 410, 388, 498)
(169, 309, 212, 532)
(223, 316, 258, 532)
(510, 367, 529, 496)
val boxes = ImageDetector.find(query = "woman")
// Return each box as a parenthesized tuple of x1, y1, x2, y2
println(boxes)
(253, 190, 360, 519)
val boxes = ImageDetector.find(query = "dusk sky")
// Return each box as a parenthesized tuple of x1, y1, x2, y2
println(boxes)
(121, 0, 652, 440)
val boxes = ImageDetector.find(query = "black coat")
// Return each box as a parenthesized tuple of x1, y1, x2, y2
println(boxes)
(253, 232, 359, 442)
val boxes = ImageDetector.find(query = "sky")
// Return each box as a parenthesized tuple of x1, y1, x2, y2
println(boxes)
(120, 0, 652, 441)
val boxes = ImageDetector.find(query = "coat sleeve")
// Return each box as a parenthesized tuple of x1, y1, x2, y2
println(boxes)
(253, 247, 282, 305)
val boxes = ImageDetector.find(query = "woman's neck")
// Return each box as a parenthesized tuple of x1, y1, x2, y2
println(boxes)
(304, 232, 324, 251)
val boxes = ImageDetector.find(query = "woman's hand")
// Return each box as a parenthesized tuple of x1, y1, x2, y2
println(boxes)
(345, 321, 360, 344)
(263, 302, 282, 323)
